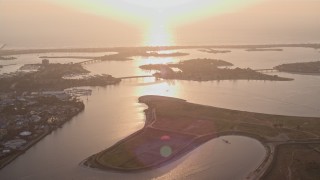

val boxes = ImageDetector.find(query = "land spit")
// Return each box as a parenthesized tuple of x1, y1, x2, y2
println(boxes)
(83, 95, 320, 179)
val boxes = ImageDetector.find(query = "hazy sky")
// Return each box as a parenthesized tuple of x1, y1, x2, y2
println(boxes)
(0, 0, 319, 48)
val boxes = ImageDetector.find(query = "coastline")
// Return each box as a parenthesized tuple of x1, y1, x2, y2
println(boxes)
(81, 130, 269, 174)
(82, 95, 320, 177)
(0, 129, 51, 169)
(0, 104, 85, 170)
(1, 43, 319, 56)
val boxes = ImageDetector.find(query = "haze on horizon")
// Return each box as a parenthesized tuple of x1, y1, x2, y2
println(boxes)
(0, 0, 320, 48)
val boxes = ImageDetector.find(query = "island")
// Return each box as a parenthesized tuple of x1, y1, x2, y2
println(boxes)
(199, 49, 231, 54)
(246, 48, 283, 52)
(83, 95, 320, 179)
(0, 60, 120, 92)
(140, 59, 292, 81)
(0, 43, 319, 56)
(0, 56, 16, 61)
(38, 50, 189, 63)
(274, 61, 320, 74)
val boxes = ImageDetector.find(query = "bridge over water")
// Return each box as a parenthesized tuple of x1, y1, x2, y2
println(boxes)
(254, 69, 279, 73)
(79, 59, 102, 65)
(119, 75, 154, 79)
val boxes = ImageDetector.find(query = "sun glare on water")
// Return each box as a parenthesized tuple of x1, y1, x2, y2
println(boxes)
(136, 81, 179, 97)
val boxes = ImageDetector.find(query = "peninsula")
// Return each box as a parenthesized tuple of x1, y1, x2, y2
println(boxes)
(83, 95, 320, 179)
(140, 59, 292, 81)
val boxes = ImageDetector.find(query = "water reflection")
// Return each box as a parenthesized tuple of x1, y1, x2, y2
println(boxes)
(136, 57, 176, 65)
(135, 79, 179, 97)
(134, 21, 178, 74)
(133, 56, 178, 77)
(1, 48, 320, 179)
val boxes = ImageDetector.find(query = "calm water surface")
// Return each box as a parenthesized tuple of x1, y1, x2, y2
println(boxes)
(0, 48, 320, 179)
(0, 81, 267, 180)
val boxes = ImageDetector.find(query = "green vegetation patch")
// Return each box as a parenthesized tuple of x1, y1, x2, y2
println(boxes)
(86, 96, 320, 172)
(94, 128, 195, 170)
(264, 144, 320, 180)
(143, 96, 320, 140)
(236, 123, 279, 137)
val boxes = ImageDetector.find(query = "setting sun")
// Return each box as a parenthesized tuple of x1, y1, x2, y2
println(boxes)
(50, 0, 262, 24)
(1, 0, 320, 179)
(43, 0, 264, 46)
